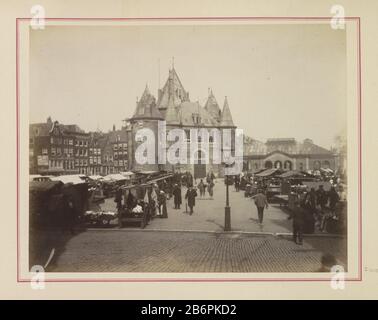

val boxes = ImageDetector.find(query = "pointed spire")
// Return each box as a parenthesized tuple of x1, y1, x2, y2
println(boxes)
(204, 88, 221, 122)
(132, 85, 163, 120)
(165, 91, 180, 124)
(220, 96, 235, 127)
(143, 83, 150, 96)
(157, 66, 189, 110)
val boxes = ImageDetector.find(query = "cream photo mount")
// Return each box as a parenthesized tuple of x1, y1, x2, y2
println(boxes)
(16, 17, 362, 282)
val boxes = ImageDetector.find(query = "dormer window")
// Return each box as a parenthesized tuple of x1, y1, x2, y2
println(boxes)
(192, 113, 201, 124)
(138, 106, 145, 115)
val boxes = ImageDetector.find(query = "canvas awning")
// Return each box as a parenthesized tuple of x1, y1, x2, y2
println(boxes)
(120, 171, 135, 176)
(148, 173, 174, 184)
(51, 175, 87, 185)
(255, 168, 279, 177)
(103, 174, 127, 182)
(277, 170, 314, 179)
(321, 168, 334, 173)
(89, 175, 103, 180)
(30, 180, 63, 193)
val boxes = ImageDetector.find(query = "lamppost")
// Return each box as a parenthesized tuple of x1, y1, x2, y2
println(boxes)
(224, 163, 231, 231)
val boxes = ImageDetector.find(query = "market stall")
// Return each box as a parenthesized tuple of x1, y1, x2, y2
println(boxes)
(118, 183, 154, 229)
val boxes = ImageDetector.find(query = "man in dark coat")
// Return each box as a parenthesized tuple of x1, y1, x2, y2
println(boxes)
(115, 187, 123, 213)
(329, 186, 340, 213)
(252, 189, 269, 224)
(63, 196, 76, 234)
(185, 186, 198, 215)
(234, 175, 240, 192)
(304, 188, 317, 213)
(173, 184, 182, 209)
(292, 200, 305, 245)
(316, 185, 328, 211)
(187, 172, 194, 188)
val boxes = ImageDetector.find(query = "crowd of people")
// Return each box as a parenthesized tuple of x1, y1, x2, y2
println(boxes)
(112, 169, 346, 243)
(113, 171, 218, 220)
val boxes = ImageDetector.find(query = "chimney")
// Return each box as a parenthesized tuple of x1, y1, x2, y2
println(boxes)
(113, 124, 116, 131)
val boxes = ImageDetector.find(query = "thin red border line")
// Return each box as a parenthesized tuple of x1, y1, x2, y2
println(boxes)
(15, 17, 360, 20)
(16, 16, 362, 283)
(17, 278, 362, 283)
(16, 17, 20, 283)
(357, 17, 363, 281)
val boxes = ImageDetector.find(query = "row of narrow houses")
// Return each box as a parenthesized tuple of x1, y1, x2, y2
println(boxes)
(29, 118, 129, 175)
(29, 67, 339, 177)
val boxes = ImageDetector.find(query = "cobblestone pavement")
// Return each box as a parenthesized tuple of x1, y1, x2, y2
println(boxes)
(49, 230, 347, 272)
(101, 179, 293, 233)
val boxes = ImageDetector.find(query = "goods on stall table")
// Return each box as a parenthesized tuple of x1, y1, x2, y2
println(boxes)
(84, 210, 117, 227)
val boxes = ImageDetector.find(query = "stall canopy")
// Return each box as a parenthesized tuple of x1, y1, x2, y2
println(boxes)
(103, 173, 127, 182)
(321, 168, 334, 174)
(148, 173, 174, 184)
(51, 175, 87, 185)
(119, 171, 135, 179)
(88, 175, 103, 181)
(255, 168, 280, 177)
(30, 180, 63, 193)
(277, 170, 315, 179)
(253, 168, 267, 175)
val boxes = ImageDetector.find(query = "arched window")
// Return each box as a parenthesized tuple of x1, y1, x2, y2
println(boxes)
(265, 161, 273, 169)
(274, 160, 282, 169)
(284, 160, 292, 170)
(323, 160, 331, 169)
(313, 161, 321, 170)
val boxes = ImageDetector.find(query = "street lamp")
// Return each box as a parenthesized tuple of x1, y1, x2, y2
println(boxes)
(224, 163, 231, 231)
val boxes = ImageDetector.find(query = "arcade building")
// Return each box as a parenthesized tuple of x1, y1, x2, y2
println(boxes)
(243, 137, 338, 173)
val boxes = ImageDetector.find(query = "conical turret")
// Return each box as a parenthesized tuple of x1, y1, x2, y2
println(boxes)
(220, 96, 235, 127)
(132, 85, 163, 120)
(165, 87, 180, 125)
(156, 65, 189, 111)
(204, 88, 221, 122)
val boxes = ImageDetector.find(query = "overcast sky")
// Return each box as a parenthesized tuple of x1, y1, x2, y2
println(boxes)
(30, 24, 346, 149)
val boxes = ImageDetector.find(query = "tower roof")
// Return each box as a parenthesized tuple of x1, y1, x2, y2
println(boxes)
(204, 89, 221, 122)
(132, 85, 163, 120)
(220, 96, 235, 127)
(157, 67, 189, 110)
(165, 90, 180, 125)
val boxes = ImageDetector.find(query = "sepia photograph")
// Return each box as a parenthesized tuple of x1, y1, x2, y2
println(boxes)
(27, 22, 348, 274)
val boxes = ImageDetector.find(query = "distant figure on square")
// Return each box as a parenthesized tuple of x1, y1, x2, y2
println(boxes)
(172, 184, 182, 210)
(234, 175, 240, 192)
(207, 180, 215, 198)
(185, 186, 198, 215)
(292, 199, 305, 245)
(252, 189, 269, 225)
(198, 179, 206, 197)
(158, 190, 168, 218)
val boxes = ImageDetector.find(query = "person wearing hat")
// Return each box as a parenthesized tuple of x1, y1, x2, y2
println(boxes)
(252, 189, 269, 225)
(185, 186, 198, 215)
(292, 198, 305, 245)
(173, 183, 182, 209)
